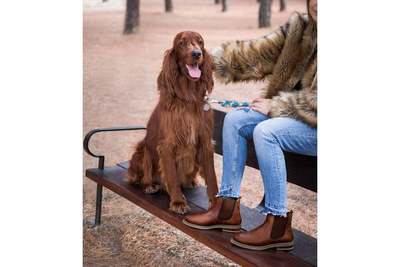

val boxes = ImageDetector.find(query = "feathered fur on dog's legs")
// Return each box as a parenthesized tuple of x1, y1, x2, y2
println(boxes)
(142, 147, 161, 194)
(127, 141, 145, 184)
(158, 143, 190, 214)
(197, 142, 218, 207)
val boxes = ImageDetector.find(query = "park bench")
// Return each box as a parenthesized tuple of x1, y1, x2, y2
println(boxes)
(84, 107, 317, 267)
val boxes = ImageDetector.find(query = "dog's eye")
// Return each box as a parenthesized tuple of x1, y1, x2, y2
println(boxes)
(178, 41, 186, 47)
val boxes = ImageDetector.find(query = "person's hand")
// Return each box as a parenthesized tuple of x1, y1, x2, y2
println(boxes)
(251, 98, 273, 116)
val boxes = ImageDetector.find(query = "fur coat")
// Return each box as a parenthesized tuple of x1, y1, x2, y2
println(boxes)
(212, 12, 317, 127)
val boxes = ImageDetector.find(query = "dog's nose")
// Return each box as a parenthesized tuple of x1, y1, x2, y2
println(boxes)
(192, 50, 202, 59)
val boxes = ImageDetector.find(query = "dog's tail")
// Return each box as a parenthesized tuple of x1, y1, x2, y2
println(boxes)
(126, 140, 145, 184)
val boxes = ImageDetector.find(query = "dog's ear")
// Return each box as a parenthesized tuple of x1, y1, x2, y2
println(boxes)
(200, 49, 214, 94)
(158, 48, 179, 96)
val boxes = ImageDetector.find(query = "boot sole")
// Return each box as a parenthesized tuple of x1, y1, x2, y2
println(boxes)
(182, 219, 241, 232)
(230, 238, 294, 251)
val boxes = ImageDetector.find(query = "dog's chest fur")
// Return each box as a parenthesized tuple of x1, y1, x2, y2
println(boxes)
(174, 106, 205, 146)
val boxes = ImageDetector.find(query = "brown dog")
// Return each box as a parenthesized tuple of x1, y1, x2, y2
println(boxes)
(127, 31, 218, 214)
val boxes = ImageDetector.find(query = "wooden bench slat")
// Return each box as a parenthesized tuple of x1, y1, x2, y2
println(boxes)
(86, 164, 315, 267)
(212, 108, 317, 192)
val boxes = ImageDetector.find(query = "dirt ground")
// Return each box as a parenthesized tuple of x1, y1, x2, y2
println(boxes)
(83, 0, 316, 266)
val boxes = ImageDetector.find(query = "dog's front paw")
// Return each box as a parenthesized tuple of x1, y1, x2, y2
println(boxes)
(169, 201, 191, 214)
(125, 172, 138, 184)
(143, 184, 161, 194)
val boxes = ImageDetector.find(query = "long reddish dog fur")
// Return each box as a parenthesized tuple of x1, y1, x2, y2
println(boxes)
(127, 32, 218, 214)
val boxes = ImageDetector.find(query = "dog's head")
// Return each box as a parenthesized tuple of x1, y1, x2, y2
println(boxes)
(172, 31, 206, 81)
(159, 31, 213, 100)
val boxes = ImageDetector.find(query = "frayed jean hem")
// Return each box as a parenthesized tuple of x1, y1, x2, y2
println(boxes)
(216, 187, 240, 198)
(256, 204, 287, 217)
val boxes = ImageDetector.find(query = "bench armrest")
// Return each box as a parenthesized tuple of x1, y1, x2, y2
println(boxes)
(83, 126, 146, 169)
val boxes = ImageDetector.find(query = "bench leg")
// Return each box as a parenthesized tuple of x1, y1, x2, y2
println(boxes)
(94, 184, 103, 226)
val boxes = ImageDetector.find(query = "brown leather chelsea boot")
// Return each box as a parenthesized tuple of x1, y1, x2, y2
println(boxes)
(230, 211, 294, 251)
(182, 196, 241, 232)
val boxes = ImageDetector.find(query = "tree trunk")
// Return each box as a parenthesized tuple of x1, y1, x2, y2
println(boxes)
(165, 0, 173, 13)
(258, 0, 272, 28)
(221, 0, 227, 12)
(279, 0, 286, 11)
(124, 0, 140, 34)
(215, 0, 220, 4)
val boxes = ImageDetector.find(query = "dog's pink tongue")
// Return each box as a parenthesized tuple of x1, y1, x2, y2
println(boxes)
(186, 64, 201, 78)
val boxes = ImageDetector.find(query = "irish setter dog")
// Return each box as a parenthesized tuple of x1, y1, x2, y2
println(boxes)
(127, 31, 218, 214)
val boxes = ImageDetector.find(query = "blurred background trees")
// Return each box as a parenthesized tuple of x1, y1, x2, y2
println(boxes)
(258, 0, 286, 28)
(165, 0, 173, 12)
(123, 0, 140, 34)
(123, 0, 289, 34)
(279, 0, 286, 11)
(259, 0, 272, 27)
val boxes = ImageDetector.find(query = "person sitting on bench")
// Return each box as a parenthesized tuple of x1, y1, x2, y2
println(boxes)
(183, 0, 317, 251)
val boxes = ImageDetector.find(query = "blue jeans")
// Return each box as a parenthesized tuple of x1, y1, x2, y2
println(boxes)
(216, 108, 317, 216)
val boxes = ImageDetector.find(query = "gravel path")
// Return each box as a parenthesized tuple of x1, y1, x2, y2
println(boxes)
(83, 0, 316, 265)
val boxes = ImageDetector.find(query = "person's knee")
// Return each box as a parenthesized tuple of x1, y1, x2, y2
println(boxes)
(253, 121, 277, 144)
(223, 109, 247, 131)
